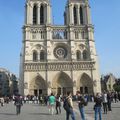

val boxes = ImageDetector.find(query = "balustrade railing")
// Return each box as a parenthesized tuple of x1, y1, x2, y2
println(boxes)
(24, 61, 95, 71)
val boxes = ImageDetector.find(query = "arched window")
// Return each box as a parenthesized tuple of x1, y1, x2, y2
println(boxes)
(80, 6, 84, 25)
(33, 5, 37, 24)
(80, 87, 83, 94)
(81, 31, 85, 39)
(83, 50, 88, 60)
(33, 51, 38, 61)
(40, 51, 45, 61)
(41, 31, 44, 39)
(75, 31, 79, 39)
(73, 6, 77, 25)
(40, 5, 44, 24)
(76, 50, 81, 60)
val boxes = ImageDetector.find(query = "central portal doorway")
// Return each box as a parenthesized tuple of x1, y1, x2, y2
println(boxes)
(52, 72, 73, 95)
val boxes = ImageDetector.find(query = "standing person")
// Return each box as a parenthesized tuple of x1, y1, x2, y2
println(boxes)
(94, 93, 103, 120)
(44, 95, 48, 106)
(63, 92, 76, 120)
(114, 92, 118, 103)
(56, 94, 61, 114)
(48, 93, 56, 115)
(14, 94, 23, 115)
(77, 91, 86, 120)
(107, 92, 112, 111)
(0, 97, 4, 107)
(102, 91, 108, 114)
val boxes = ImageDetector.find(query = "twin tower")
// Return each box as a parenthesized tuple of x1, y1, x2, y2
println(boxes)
(25, 0, 91, 25)
(19, 0, 101, 96)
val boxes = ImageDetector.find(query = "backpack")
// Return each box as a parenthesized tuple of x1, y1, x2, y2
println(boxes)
(63, 98, 70, 112)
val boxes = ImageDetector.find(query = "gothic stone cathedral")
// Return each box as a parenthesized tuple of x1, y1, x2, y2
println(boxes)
(19, 0, 101, 96)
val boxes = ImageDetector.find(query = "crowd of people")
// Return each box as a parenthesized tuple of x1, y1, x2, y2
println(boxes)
(0, 91, 120, 119)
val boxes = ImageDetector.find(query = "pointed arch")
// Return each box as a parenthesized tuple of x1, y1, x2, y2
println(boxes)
(81, 31, 85, 39)
(75, 31, 79, 39)
(33, 4, 37, 24)
(77, 73, 93, 94)
(76, 50, 81, 60)
(52, 72, 73, 95)
(73, 6, 77, 25)
(80, 6, 84, 25)
(29, 75, 47, 95)
(83, 50, 88, 60)
(40, 50, 45, 61)
(33, 50, 38, 61)
(40, 4, 44, 24)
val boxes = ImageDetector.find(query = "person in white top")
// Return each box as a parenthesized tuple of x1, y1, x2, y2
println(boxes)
(102, 91, 108, 114)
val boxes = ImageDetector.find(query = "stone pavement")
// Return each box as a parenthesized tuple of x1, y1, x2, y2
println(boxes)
(0, 102, 120, 120)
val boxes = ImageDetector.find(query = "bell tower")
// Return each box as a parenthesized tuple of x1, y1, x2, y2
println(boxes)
(25, 0, 52, 25)
(64, 0, 91, 25)
(64, 0, 101, 94)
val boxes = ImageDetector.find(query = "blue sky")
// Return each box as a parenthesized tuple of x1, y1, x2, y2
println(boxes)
(0, 0, 120, 78)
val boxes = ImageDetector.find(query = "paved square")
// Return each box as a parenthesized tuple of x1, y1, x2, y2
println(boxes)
(0, 102, 120, 120)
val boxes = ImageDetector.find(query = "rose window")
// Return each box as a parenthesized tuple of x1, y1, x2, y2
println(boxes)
(54, 46, 67, 59)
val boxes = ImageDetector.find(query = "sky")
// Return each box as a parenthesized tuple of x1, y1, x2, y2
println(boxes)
(0, 0, 120, 78)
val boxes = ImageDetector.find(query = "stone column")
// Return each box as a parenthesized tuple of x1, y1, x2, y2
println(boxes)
(47, 5, 51, 24)
(48, 87, 52, 95)
(37, 4, 40, 24)
(69, 4, 74, 25)
(85, 4, 91, 25)
(47, 81, 52, 95)
(77, 5, 80, 25)
(26, 4, 28, 24)
(30, 4, 33, 24)
(73, 80, 77, 95)
(26, 3, 31, 24)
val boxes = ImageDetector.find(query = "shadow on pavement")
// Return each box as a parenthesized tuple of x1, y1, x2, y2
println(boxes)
(29, 113, 50, 116)
(0, 113, 16, 116)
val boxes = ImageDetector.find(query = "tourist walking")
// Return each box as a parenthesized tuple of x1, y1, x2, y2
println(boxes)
(56, 94, 61, 114)
(14, 94, 23, 115)
(63, 92, 76, 120)
(48, 93, 56, 115)
(77, 91, 86, 120)
(94, 93, 103, 120)
(102, 91, 108, 114)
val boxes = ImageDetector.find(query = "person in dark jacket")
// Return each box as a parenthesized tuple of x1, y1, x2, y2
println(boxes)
(77, 91, 86, 120)
(14, 95, 23, 115)
(94, 93, 103, 120)
(107, 92, 112, 111)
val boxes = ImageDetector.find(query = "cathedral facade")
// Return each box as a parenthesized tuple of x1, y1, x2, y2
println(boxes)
(19, 0, 101, 96)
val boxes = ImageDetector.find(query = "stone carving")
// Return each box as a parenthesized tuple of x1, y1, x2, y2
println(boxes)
(24, 82, 28, 89)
